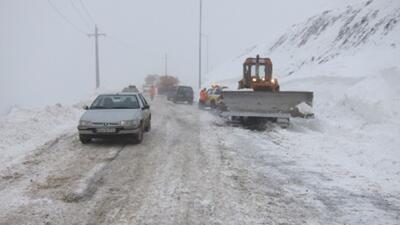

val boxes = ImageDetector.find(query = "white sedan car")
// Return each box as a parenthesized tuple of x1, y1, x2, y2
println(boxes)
(77, 93, 151, 144)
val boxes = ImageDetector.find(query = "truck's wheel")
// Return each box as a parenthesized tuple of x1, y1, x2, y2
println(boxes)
(79, 135, 91, 144)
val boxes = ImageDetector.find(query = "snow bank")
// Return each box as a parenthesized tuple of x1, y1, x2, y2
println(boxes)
(0, 86, 123, 169)
(0, 104, 82, 169)
(0, 85, 130, 170)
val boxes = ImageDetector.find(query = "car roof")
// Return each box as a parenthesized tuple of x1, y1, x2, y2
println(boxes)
(100, 92, 140, 96)
(178, 85, 193, 89)
(122, 89, 139, 93)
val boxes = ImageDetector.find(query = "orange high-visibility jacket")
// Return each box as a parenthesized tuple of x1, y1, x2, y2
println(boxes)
(149, 86, 156, 96)
(199, 90, 207, 102)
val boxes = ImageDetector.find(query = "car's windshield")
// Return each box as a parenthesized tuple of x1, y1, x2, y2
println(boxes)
(90, 95, 140, 109)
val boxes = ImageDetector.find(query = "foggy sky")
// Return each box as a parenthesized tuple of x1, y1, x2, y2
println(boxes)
(0, 0, 354, 114)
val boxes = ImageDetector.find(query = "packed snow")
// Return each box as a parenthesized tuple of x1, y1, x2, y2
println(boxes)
(0, 104, 81, 169)
(0, 87, 112, 170)
(295, 102, 314, 116)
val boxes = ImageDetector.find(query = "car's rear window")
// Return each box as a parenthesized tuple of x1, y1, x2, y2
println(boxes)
(179, 87, 193, 94)
(90, 95, 140, 109)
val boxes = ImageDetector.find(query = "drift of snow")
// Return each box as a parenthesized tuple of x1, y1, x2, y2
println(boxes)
(0, 104, 82, 170)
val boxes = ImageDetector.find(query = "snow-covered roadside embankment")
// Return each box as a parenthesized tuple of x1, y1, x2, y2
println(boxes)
(0, 104, 82, 169)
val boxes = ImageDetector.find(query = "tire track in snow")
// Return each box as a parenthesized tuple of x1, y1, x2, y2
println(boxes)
(62, 144, 127, 203)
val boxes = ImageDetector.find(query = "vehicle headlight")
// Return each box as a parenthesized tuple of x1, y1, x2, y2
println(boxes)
(252, 77, 257, 82)
(79, 120, 91, 126)
(271, 79, 276, 84)
(120, 120, 140, 127)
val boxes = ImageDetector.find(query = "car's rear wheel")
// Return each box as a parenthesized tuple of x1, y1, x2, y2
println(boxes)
(79, 135, 91, 144)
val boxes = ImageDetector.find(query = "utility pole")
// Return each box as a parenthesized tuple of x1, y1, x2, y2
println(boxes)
(202, 33, 209, 74)
(198, 0, 202, 90)
(165, 53, 168, 76)
(88, 25, 106, 89)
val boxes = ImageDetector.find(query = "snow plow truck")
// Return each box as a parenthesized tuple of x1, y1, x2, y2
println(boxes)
(219, 55, 314, 124)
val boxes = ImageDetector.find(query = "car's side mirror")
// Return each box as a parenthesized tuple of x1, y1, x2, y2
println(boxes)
(142, 105, 150, 110)
(83, 105, 89, 110)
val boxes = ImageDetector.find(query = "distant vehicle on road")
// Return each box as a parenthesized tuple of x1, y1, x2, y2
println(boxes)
(173, 86, 194, 104)
(78, 93, 151, 144)
(166, 86, 178, 101)
(122, 85, 139, 93)
(142, 85, 152, 95)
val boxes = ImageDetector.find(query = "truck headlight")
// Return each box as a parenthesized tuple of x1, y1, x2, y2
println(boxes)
(271, 79, 276, 84)
(79, 120, 91, 126)
(252, 77, 257, 82)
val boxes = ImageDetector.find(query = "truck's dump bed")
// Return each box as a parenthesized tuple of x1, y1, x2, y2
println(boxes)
(220, 90, 314, 118)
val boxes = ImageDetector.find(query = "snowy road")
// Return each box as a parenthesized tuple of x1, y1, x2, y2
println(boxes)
(0, 97, 399, 225)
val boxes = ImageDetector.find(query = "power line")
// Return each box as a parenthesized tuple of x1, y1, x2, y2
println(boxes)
(71, 0, 139, 54)
(70, 0, 92, 29)
(47, 0, 87, 35)
(79, 0, 96, 25)
(107, 34, 134, 48)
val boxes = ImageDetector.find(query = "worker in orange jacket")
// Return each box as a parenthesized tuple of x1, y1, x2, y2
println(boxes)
(199, 88, 207, 106)
(149, 85, 156, 101)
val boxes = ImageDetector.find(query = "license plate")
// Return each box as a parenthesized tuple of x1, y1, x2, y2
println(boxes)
(97, 128, 116, 133)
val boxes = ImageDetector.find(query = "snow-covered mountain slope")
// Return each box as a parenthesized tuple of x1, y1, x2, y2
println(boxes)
(209, 0, 399, 82)
(269, 0, 399, 75)
(207, 0, 400, 193)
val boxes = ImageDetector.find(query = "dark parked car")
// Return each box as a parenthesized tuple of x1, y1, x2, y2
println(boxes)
(166, 87, 178, 101)
(173, 86, 194, 104)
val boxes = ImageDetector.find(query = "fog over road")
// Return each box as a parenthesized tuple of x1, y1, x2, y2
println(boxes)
(0, 97, 399, 225)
